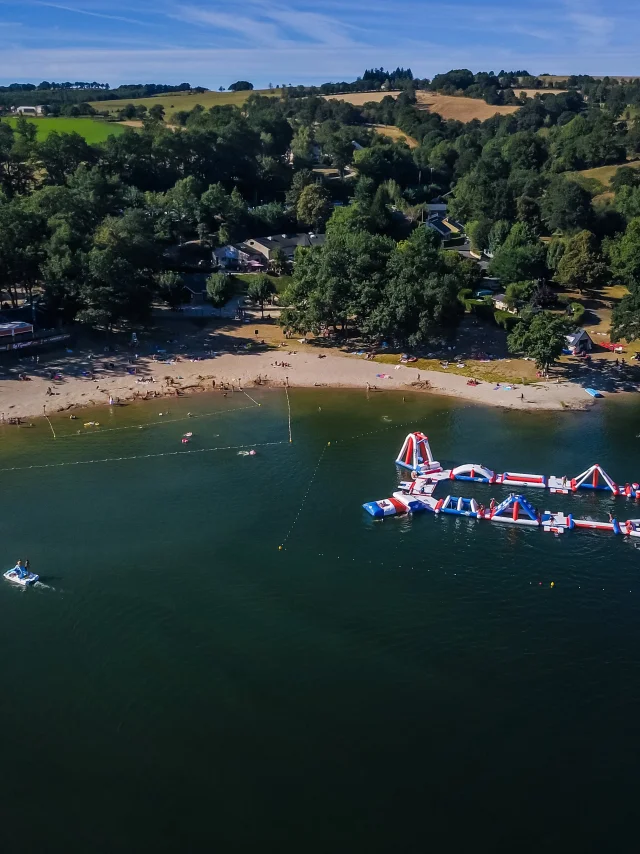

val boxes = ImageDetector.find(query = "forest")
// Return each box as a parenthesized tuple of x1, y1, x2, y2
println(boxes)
(2, 69, 640, 360)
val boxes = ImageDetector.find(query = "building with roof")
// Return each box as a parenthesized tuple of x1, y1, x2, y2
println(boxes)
(242, 233, 325, 262)
(566, 329, 593, 353)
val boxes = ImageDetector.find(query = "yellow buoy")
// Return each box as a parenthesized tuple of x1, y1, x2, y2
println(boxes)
(550, 582, 555, 588)
(278, 545, 282, 550)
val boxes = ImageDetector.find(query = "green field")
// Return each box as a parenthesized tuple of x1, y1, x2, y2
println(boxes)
(4, 116, 125, 142)
(89, 89, 278, 120)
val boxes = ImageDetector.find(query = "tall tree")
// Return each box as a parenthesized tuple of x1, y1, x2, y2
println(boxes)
(78, 210, 157, 328)
(247, 274, 276, 318)
(371, 227, 464, 345)
(206, 272, 233, 314)
(296, 184, 332, 231)
(556, 230, 607, 292)
(507, 312, 568, 371)
(489, 222, 547, 284)
(541, 177, 592, 233)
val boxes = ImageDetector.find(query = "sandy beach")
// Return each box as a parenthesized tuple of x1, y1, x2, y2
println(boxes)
(0, 347, 595, 421)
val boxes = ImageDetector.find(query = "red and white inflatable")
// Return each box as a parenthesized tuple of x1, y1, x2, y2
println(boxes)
(571, 464, 618, 495)
(396, 432, 442, 474)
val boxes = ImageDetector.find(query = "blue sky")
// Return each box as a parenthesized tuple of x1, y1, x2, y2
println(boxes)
(0, 0, 637, 88)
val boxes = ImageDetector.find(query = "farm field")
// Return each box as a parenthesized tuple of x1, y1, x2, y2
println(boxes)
(324, 90, 520, 121)
(323, 91, 400, 105)
(513, 88, 567, 97)
(415, 92, 519, 121)
(3, 116, 125, 142)
(89, 88, 275, 119)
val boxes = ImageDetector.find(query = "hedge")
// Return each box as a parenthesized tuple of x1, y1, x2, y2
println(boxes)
(494, 310, 521, 332)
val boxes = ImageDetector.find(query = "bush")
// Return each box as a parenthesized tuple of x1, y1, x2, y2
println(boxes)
(567, 301, 585, 326)
(494, 310, 521, 332)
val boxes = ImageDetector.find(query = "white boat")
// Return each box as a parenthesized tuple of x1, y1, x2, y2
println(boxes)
(4, 568, 39, 586)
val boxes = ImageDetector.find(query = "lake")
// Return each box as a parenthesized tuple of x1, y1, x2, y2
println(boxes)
(2, 388, 640, 852)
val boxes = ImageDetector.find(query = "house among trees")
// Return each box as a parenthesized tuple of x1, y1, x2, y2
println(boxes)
(566, 328, 593, 353)
(243, 233, 326, 262)
(425, 215, 464, 243)
(492, 293, 517, 313)
(216, 233, 326, 271)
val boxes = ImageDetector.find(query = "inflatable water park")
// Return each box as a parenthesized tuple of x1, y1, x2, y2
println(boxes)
(363, 432, 640, 539)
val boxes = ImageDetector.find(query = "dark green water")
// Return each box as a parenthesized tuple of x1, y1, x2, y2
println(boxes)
(2, 388, 640, 853)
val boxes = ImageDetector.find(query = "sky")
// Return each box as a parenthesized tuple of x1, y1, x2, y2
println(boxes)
(0, 0, 638, 89)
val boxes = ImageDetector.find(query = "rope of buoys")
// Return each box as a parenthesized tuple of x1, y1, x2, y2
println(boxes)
(332, 421, 420, 444)
(285, 386, 292, 444)
(45, 415, 56, 439)
(279, 442, 330, 550)
(242, 390, 261, 407)
(55, 404, 259, 439)
(0, 440, 288, 474)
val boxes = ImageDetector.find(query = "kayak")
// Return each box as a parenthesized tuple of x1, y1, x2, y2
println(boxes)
(4, 568, 39, 586)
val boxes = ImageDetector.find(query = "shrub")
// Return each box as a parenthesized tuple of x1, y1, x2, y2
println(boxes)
(494, 310, 521, 332)
(567, 301, 585, 327)
(458, 288, 473, 307)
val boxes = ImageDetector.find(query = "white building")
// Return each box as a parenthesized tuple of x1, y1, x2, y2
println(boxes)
(15, 105, 46, 116)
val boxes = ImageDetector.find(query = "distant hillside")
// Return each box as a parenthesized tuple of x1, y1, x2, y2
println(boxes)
(0, 82, 195, 109)
(90, 89, 276, 119)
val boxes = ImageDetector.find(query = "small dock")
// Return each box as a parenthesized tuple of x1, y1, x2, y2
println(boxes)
(548, 477, 571, 494)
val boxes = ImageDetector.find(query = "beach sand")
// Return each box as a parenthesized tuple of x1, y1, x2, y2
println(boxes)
(0, 348, 594, 421)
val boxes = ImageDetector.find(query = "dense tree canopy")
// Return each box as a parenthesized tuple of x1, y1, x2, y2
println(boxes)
(3, 65, 640, 341)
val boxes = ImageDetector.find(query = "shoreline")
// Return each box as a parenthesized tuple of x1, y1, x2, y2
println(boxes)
(0, 350, 598, 421)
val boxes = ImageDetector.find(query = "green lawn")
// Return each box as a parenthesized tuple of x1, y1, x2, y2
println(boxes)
(4, 116, 125, 142)
(89, 89, 278, 121)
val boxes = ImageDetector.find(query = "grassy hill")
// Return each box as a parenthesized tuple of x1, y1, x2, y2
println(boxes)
(565, 160, 640, 195)
(89, 88, 277, 119)
(4, 116, 125, 142)
(369, 124, 419, 147)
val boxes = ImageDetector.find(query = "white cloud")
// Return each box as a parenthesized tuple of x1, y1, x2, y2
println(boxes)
(31, 1, 151, 26)
(174, 2, 359, 49)
(174, 6, 282, 45)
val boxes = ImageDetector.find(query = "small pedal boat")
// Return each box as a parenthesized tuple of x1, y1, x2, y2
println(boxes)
(4, 568, 39, 586)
